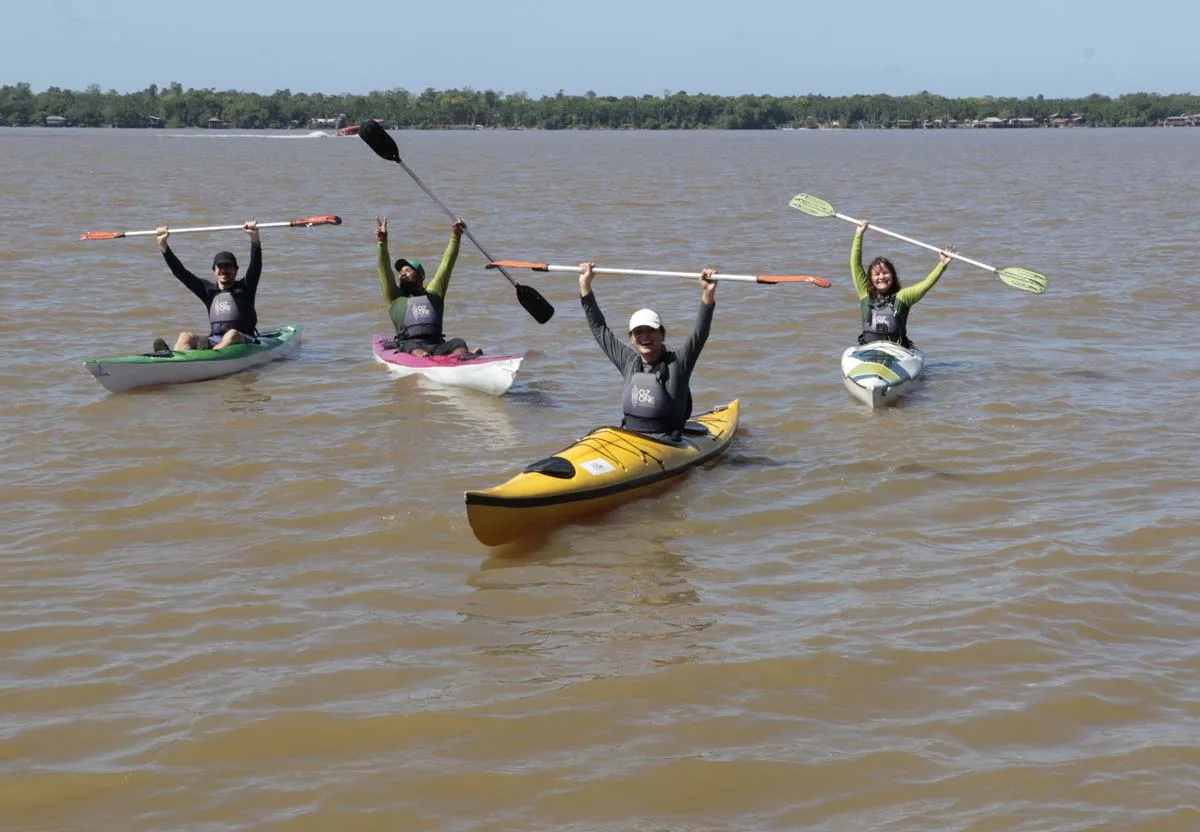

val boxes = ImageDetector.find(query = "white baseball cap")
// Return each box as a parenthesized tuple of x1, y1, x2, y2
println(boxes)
(628, 308, 663, 332)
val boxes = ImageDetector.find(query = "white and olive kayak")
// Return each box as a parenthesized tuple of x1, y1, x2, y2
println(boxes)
(840, 341, 924, 409)
(465, 400, 739, 546)
(84, 325, 302, 393)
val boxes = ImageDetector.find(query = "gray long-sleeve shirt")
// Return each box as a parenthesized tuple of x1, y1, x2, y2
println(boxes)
(580, 291, 714, 431)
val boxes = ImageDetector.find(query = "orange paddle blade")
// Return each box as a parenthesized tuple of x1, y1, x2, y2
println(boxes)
(289, 215, 342, 227)
(487, 260, 550, 271)
(758, 274, 831, 287)
(79, 230, 126, 241)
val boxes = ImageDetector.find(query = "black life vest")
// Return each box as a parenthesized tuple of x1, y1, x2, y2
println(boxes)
(209, 291, 248, 336)
(860, 296, 911, 347)
(621, 359, 687, 435)
(402, 293, 442, 341)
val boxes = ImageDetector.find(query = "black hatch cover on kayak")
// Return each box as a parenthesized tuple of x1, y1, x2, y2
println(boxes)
(524, 456, 576, 479)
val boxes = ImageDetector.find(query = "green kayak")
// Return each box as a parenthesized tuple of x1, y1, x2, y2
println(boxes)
(84, 325, 302, 393)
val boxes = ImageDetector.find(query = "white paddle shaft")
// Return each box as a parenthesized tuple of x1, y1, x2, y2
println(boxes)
(117, 221, 308, 237)
(835, 212, 997, 273)
(538, 264, 764, 283)
(395, 158, 523, 290)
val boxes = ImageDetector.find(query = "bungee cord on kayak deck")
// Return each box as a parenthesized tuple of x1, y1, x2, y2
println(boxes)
(577, 433, 668, 470)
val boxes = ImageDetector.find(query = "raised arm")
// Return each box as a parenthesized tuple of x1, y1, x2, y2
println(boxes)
(424, 218, 465, 299)
(675, 268, 717, 375)
(579, 262, 636, 371)
(157, 225, 210, 304)
(850, 219, 870, 300)
(896, 244, 954, 307)
(242, 220, 262, 297)
(375, 216, 401, 303)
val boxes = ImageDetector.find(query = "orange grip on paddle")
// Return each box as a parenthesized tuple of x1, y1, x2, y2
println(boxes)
(758, 274, 831, 287)
(79, 231, 126, 241)
(290, 215, 342, 227)
(487, 260, 549, 271)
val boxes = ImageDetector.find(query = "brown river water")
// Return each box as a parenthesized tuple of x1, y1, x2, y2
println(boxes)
(1, 126, 1198, 831)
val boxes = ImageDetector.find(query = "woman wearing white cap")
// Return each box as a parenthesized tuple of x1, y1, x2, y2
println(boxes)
(579, 262, 717, 440)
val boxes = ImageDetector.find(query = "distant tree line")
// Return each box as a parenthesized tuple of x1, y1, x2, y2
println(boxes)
(3, 82, 1198, 129)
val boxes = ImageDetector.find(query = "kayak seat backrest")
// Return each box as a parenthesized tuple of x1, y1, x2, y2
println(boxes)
(681, 421, 710, 437)
(524, 456, 576, 479)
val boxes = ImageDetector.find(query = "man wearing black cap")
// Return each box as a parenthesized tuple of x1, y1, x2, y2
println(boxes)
(153, 220, 262, 351)
(374, 215, 481, 357)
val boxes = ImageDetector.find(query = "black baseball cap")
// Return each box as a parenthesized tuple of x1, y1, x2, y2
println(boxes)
(212, 251, 238, 269)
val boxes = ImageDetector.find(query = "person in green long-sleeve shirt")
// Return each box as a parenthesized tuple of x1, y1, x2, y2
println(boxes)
(375, 215, 481, 357)
(852, 218, 955, 348)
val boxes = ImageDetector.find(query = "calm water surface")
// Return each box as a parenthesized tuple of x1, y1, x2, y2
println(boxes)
(1, 126, 1198, 831)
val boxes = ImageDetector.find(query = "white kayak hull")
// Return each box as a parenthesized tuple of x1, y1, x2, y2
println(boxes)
(372, 335, 523, 397)
(840, 341, 924, 409)
(84, 325, 302, 393)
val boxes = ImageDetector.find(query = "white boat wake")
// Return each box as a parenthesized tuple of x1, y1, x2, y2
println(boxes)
(162, 130, 334, 139)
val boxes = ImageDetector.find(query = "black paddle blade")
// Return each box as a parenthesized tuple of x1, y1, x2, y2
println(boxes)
(358, 120, 400, 163)
(517, 284, 555, 324)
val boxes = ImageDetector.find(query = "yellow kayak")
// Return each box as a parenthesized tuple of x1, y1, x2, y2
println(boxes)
(465, 400, 740, 546)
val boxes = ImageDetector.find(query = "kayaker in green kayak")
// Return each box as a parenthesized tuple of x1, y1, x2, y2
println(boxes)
(853, 218, 955, 348)
(154, 221, 262, 352)
(375, 215, 481, 357)
(579, 261, 717, 441)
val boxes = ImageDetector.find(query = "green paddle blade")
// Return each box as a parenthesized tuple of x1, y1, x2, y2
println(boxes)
(788, 193, 836, 218)
(997, 267, 1048, 294)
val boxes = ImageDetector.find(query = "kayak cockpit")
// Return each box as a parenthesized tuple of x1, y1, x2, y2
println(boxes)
(524, 456, 576, 479)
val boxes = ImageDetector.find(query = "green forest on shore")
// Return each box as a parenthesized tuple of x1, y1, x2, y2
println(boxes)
(4, 82, 1199, 129)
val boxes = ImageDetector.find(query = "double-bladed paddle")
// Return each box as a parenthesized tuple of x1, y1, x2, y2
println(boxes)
(357, 121, 555, 324)
(788, 193, 1048, 294)
(488, 260, 832, 287)
(80, 215, 342, 241)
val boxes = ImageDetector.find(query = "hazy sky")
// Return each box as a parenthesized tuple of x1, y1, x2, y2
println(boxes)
(3, 0, 1195, 98)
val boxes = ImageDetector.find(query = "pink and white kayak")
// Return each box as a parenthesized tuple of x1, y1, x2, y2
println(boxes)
(372, 335, 524, 396)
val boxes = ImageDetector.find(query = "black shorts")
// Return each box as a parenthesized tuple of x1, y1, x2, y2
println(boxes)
(402, 337, 467, 356)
